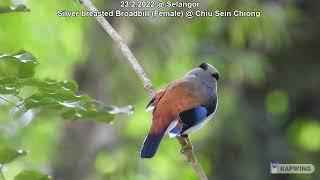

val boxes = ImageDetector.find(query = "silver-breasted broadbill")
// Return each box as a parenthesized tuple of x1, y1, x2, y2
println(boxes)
(140, 63, 219, 158)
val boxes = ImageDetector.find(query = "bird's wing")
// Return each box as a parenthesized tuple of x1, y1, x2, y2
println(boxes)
(180, 98, 218, 135)
(179, 106, 208, 128)
(149, 78, 204, 135)
(167, 106, 208, 137)
(146, 89, 166, 112)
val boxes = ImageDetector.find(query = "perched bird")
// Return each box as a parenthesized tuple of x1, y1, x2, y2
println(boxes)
(140, 63, 219, 158)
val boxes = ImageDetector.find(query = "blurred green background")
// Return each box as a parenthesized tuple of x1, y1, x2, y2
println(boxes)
(0, 0, 319, 179)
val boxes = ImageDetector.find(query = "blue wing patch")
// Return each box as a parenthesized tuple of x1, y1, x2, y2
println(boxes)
(169, 127, 182, 134)
(179, 106, 208, 132)
(168, 127, 182, 138)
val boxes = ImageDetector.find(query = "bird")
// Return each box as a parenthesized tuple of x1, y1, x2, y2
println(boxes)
(140, 63, 219, 158)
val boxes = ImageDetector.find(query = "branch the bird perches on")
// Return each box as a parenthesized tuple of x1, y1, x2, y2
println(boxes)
(78, 0, 208, 179)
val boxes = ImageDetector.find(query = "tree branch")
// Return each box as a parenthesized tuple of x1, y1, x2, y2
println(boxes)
(177, 136, 208, 180)
(79, 0, 154, 97)
(79, 0, 208, 179)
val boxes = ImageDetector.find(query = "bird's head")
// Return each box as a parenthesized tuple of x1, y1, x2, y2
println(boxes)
(186, 63, 220, 82)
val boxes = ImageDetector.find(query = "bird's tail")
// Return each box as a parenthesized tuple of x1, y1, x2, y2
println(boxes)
(140, 133, 164, 158)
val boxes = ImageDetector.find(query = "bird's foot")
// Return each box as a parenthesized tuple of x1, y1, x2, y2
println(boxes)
(179, 143, 193, 154)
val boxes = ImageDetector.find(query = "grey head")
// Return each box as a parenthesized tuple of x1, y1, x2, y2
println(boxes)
(185, 63, 220, 85)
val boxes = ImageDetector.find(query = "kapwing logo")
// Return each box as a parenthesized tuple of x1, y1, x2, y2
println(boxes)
(270, 162, 279, 174)
(270, 162, 315, 174)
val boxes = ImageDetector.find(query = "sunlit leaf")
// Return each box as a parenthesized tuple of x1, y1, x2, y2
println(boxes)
(0, 4, 30, 14)
(0, 146, 27, 164)
(60, 80, 78, 91)
(12, 50, 37, 62)
(14, 170, 51, 180)
(0, 50, 38, 78)
(58, 101, 82, 109)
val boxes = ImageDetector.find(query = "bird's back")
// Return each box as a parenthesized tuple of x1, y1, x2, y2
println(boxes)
(141, 74, 217, 158)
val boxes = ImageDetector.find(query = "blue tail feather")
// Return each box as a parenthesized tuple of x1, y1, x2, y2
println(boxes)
(140, 133, 164, 158)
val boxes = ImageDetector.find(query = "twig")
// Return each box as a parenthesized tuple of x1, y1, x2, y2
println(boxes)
(0, 96, 26, 112)
(12, 94, 23, 102)
(78, 0, 208, 179)
(177, 136, 208, 180)
(0, 96, 22, 111)
(79, 0, 154, 97)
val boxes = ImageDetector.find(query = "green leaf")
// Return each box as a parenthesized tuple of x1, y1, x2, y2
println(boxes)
(12, 50, 37, 62)
(18, 86, 38, 99)
(0, 4, 30, 14)
(24, 90, 91, 108)
(14, 170, 51, 180)
(60, 80, 78, 91)
(57, 101, 82, 109)
(0, 77, 18, 84)
(24, 97, 57, 110)
(0, 50, 38, 78)
(0, 85, 18, 94)
(0, 146, 27, 164)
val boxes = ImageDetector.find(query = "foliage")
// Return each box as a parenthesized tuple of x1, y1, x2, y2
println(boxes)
(0, 33, 132, 180)
(0, 50, 132, 178)
(0, 147, 32, 180)
(0, 50, 132, 122)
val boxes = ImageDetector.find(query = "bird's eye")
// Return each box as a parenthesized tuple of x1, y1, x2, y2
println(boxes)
(212, 73, 219, 81)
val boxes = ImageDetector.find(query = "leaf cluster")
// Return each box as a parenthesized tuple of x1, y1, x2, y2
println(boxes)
(0, 50, 133, 123)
